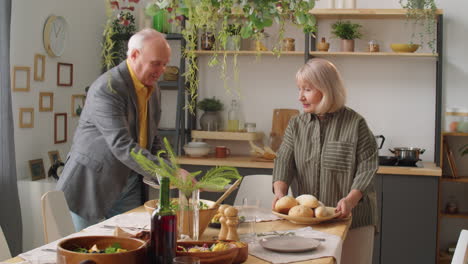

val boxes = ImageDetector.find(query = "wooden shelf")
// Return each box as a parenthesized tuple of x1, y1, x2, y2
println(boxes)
(442, 132, 468, 137)
(310, 51, 438, 57)
(194, 50, 304, 56)
(191, 130, 264, 141)
(440, 212, 468, 219)
(309, 8, 443, 19)
(440, 176, 468, 183)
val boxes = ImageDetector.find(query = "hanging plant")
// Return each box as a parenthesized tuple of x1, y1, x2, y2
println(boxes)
(399, 0, 438, 53)
(145, 0, 317, 113)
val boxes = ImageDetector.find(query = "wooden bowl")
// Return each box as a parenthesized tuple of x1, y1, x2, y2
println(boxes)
(144, 199, 218, 237)
(176, 241, 241, 264)
(390, 43, 420, 53)
(57, 236, 147, 264)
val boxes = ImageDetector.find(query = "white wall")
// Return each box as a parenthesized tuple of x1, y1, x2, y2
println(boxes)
(10, 0, 106, 251)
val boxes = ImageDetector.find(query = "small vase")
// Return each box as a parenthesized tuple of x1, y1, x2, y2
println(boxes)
(200, 111, 221, 131)
(341, 39, 355, 52)
(177, 189, 200, 241)
(317, 37, 330, 52)
(226, 35, 241, 51)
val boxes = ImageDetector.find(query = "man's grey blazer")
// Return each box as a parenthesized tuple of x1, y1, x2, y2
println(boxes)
(57, 61, 164, 221)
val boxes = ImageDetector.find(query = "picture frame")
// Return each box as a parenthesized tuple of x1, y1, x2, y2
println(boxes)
(34, 54, 46, 81)
(57, 62, 73, 86)
(12, 66, 30, 92)
(48, 150, 62, 165)
(54, 113, 67, 144)
(19, 108, 34, 128)
(29, 159, 46, 181)
(39, 92, 54, 112)
(71, 94, 86, 117)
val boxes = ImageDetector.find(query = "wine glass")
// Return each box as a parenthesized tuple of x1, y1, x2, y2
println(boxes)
(238, 197, 260, 243)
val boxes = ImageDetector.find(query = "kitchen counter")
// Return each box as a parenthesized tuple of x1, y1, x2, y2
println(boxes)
(178, 155, 442, 177)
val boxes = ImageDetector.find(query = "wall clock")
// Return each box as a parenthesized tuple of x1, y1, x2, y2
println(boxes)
(43, 15, 68, 57)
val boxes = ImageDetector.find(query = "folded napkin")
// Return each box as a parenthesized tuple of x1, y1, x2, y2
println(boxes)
(248, 227, 343, 264)
(236, 207, 281, 223)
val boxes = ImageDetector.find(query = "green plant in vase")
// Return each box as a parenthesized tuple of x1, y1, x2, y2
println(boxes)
(131, 137, 241, 240)
(198, 97, 224, 131)
(399, 0, 438, 53)
(331, 20, 362, 52)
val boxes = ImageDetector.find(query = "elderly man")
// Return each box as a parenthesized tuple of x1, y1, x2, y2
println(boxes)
(57, 28, 183, 231)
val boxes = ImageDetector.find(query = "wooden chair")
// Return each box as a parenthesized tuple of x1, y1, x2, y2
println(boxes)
(41, 191, 76, 243)
(0, 225, 11, 261)
(451, 229, 468, 264)
(234, 174, 292, 209)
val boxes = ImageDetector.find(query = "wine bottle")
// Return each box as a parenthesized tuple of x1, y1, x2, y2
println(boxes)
(151, 177, 177, 264)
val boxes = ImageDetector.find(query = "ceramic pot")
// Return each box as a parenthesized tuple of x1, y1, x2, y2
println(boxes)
(200, 111, 222, 131)
(341, 39, 355, 52)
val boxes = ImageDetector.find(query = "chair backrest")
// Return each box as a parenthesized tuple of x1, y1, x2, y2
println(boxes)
(234, 174, 292, 209)
(452, 229, 468, 264)
(41, 191, 76, 243)
(0, 225, 11, 261)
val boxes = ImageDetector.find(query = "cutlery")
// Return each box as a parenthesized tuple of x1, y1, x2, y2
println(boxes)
(41, 248, 57, 252)
(102, 225, 148, 231)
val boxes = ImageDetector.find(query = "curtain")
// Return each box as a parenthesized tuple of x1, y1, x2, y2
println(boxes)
(0, 0, 23, 256)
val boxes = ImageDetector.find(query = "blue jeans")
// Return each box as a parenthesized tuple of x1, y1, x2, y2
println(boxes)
(71, 173, 142, 231)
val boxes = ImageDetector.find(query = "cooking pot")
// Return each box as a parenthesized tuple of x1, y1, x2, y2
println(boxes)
(389, 147, 425, 161)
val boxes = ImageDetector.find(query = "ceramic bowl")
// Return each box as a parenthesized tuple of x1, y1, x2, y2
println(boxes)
(184, 145, 210, 157)
(187, 141, 210, 148)
(176, 241, 241, 264)
(390, 43, 420, 53)
(144, 199, 218, 237)
(57, 236, 147, 264)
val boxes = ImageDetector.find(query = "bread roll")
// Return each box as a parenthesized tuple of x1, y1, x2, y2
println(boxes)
(295, 194, 319, 209)
(288, 205, 314, 217)
(314, 206, 329, 218)
(275, 196, 298, 214)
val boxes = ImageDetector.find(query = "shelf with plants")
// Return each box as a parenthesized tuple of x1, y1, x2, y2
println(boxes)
(309, 8, 443, 19)
(194, 50, 304, 56)
(309, 51, 438, 57)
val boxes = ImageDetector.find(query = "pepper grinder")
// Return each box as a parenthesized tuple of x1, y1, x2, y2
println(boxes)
(224, 206, 239, 241)
(218, 205, 230, 240)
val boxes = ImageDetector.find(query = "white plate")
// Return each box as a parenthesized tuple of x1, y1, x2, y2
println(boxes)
(259, 236, 320, 253)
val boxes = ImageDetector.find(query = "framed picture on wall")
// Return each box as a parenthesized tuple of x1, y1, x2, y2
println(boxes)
(71, 94, 85, 117)
(12, 66, 30, 92)
(19, 108, 34, 128)
(54, 113, 67, 144)
(48, 150, 62, 165)
(39, 92, 54, 112)
(29, 159, 46, 181)
(34, 54, 46, 81)
(57, 62, 73, 86)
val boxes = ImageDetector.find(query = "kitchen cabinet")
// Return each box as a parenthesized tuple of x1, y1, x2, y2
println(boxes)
(436, 132, 468, 264)
(374, 174, 438, 264)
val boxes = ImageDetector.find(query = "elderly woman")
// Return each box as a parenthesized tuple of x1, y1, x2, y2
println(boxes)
(272, 58, 378, 264)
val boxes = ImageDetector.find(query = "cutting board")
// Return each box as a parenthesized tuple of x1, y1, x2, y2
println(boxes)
(270, 109, 300, 151)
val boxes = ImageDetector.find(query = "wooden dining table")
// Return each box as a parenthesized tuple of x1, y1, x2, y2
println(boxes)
(4, 206, 351, 264)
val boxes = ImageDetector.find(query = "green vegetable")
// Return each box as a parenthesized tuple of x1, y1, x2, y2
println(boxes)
(131, 137, 241, 198)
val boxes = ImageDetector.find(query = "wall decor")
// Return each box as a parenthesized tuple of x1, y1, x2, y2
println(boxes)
(43, 15, 68, 57)
(12, 66, 30, 92)
(34, 54, 46, 81)
(29, 159, 46, 181)
(57, 62, 73, 86)
(39, 92, 54, 112)
(19, 108, 34, 128)
(54, 113, 67, 144)
(71, 94, 85, 117)
(47, 150, 62, 165)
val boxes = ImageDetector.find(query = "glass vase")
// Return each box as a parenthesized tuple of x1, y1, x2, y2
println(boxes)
(177, 189, 200, 241)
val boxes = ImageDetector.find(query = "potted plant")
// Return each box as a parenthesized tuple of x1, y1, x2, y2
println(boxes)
(197, 97, 224, 131)
(399, 0, 438, 53)
(225, 24, 242, 51)
(331, 20, 362, 52)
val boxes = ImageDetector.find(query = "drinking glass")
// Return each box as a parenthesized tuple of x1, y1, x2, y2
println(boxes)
(238, 197, 260, 243)
(173, 256, 201, 264)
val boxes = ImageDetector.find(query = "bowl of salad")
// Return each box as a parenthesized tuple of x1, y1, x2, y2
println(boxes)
(57, 236, 147, 264)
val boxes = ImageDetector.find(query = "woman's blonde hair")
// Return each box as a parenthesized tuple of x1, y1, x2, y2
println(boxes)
(296, 58, 347, 114)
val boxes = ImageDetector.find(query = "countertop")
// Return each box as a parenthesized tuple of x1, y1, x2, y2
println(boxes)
(178, 155, 442, 177)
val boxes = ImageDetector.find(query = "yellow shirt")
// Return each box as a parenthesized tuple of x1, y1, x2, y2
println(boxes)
(127, 60, 154, 148)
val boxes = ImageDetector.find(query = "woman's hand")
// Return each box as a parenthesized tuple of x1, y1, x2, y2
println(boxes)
(335, 198, 353, 218)
(272, 180, 289, 210)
